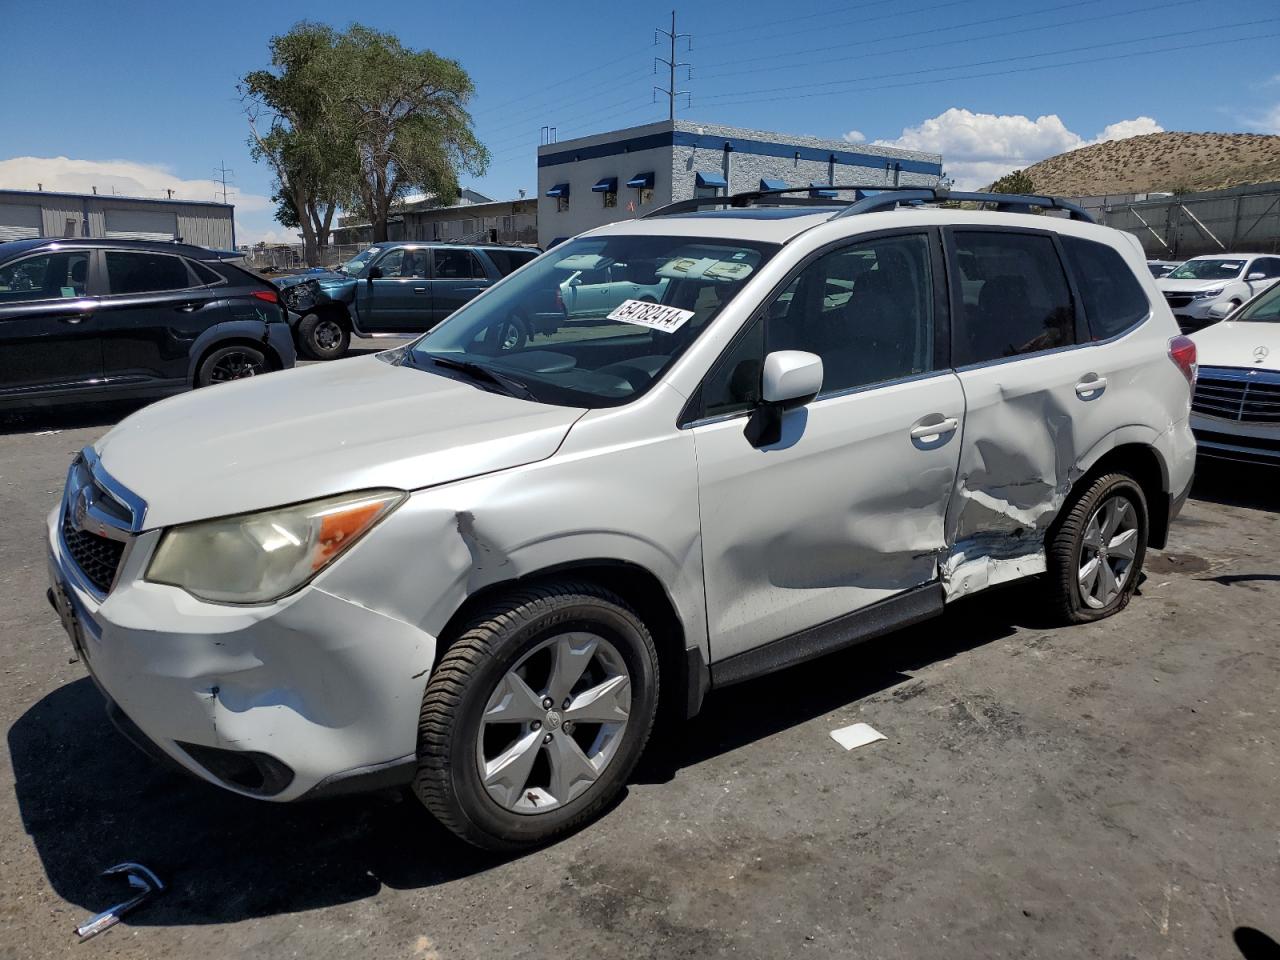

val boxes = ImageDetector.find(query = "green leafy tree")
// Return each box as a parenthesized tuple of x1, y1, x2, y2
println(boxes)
(334, 25, 489, 242)
(990, 169, 1036, 194)
(241, 23, 353, 265)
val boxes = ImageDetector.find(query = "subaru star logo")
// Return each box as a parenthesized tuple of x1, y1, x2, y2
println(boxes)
(1255, 345, 1270, 363)
(72, 489, 90, 530)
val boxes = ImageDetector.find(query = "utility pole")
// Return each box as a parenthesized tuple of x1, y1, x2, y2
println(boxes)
(214, 161, 235, 204)
(654, 10, 691, 121)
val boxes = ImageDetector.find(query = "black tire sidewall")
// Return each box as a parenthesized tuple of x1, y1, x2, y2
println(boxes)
(438, 596, 657, 848)
(1062, 475, 1149, 621)
(196, 345, 267, 387)
(298, 312, 349, 361)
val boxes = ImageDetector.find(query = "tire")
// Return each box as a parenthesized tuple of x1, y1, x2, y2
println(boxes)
(498, 314, 529, 352)
(296, 311, 350, 361)
(1046, 472, 1148, 624)
(414, 581, 659, 851)
(195, 345, 268, 388)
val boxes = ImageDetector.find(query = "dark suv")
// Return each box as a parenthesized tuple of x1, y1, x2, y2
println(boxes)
(0, 238, 294, 409)
(278, 242, 539, 360)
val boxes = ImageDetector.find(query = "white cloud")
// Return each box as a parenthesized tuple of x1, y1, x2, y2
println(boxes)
(0, 155, 285, 245)
(873, 108, 1163, 189)
(842, 129, 866, 144)
(1241, 102, 1280, 135)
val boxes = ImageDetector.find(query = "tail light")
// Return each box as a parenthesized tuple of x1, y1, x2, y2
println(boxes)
(252, 289, 280, 304)
(554, 288, 565, 312)
(1169, 335, 1197, 388)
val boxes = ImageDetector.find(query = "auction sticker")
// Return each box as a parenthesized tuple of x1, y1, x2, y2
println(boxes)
(607, 298, 695, 333)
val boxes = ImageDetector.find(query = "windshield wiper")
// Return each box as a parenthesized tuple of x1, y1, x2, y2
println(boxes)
(422, 353, 536, 400)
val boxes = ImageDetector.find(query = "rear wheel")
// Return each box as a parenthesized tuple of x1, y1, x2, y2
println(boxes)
(414, 582, 659, 851)
(296, 311, 350, 361)
(196, 345, 268, 387)
(1046, 472, 1148, 624)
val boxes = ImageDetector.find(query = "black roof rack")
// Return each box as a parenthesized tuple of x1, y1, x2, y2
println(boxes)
(642, 185, 1096, 224)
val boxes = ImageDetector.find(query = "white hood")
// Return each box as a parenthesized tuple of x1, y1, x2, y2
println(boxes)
(1189, 321, 1280, 372)
(96, 355, 586, 528)
(1156, 277, 1234, 294)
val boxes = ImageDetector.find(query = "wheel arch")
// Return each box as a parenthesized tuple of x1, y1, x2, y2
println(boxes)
(435, 558, 707, 722)
(189, 333, 285, 386)
(1066, 433, 1171, 549)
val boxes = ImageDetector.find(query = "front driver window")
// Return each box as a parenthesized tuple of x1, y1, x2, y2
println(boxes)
(0, 251, 91, 302)
(767, 233, 935, 396)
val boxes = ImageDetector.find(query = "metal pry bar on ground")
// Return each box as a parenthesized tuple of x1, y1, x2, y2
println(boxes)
(74, 862, 166, 941)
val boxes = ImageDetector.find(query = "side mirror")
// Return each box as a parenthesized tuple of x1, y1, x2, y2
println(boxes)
(762, 350, 823, 407)
(366, 266, 383, 281)
(1209, 300, 1234, 319)
(1248, 271, 1266, 281)
(746, 351, 823, 447)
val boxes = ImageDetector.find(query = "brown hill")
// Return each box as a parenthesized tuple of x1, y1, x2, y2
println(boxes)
(1002, 132, 1280, 196)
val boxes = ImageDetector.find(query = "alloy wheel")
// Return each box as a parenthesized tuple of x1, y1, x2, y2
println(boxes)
(476, 632, 631, 814)
(1078, 494, 1140, 609)
(210, 352, 265, 382)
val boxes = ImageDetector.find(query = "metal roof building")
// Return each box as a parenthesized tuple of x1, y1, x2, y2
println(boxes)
(536, 119, 944, 248)
(0, 189, 234, 249)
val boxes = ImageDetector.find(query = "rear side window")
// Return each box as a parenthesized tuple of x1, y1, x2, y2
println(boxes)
(1060, 236, 1150, 340)
(105, 251, 192, 294)
(951, 231, 1076, 366)
(434, 248, 485, 279)
(484, 248, 538, 276)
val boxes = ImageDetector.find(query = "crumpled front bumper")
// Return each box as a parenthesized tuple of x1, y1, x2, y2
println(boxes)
(46, 508, 435, 802)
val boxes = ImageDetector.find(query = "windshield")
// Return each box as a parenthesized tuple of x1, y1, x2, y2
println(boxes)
(404, 234, 777, 408)
(1234, 282, 1280, 323)
(1168, 259, 1244, 280)
(338, 246, 383, 275)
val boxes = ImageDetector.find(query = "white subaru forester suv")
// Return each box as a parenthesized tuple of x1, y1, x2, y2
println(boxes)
(47, 187, 1197, 850)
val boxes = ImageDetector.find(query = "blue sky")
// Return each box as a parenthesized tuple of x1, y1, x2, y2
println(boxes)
(2, 0, 1277, 243)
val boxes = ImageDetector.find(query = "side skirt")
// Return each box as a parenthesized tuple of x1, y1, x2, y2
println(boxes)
(710, 583, 944, 689)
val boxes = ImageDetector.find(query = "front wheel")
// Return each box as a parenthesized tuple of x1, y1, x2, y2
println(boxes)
(196, 345, 268, 387)
(296, 312, 350, 361)
(413, 582, 659, 851)
(1046, 472, 1148, 624)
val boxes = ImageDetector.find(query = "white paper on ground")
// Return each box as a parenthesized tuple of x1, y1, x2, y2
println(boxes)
(830, 722, 887, 751)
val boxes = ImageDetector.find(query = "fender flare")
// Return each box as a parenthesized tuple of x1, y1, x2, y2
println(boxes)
(186, 320, 279, 385)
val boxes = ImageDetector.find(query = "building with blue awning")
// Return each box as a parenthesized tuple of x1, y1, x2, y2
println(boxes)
(535, 119, 943, 248)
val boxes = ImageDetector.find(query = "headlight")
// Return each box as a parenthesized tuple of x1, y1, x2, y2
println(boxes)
(1194, 287, 1224, 299)
(146, 489, 404, 604)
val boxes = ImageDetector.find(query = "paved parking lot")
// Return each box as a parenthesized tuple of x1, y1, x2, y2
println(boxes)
(1, 363, 1277, 959)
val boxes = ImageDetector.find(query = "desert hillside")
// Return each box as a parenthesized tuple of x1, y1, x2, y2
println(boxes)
(1000, 132, 1280, 195)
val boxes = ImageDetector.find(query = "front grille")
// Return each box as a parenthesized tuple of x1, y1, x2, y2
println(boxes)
(61, 510, 126, 593)
(1192, 366, 1280, 423)
(1164, 294, 1194, 308)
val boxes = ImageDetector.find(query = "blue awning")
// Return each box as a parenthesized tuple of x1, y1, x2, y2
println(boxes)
(809, 183, 838, 198)
(545, 182, 570, 198)
(696, 171, 728, 189)
(591, 177, 618, 193)
(626, 171, 654, 189)
(760, 178, 788, 191)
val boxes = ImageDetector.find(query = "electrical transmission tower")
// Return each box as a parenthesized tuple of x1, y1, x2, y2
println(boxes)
(214, 161, 235, 204)
(654, 10, 691, 121)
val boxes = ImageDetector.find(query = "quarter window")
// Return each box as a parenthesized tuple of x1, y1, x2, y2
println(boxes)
(187, 259, 224, 286)
(433, 249, 485, 279)
(105, 251, 192, 295)
(1060, 236, 1150, 340)
(0, 251, 90, 302)
(951, 231, 1076, 366)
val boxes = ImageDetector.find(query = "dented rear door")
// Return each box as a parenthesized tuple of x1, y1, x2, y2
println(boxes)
(941, 228, 1112, 598)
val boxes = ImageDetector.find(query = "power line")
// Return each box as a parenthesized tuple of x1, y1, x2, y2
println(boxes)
(471, 47, 652, 118)
(701, 28, 1280, 110)
(694, 0, 1206, 82)
(698, 0, 969, 51)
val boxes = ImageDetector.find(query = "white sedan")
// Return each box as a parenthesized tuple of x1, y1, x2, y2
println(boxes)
(1189, 281, 1280, 466)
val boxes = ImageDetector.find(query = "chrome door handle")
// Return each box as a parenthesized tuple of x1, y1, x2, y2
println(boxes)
(59, 313, 92, 324)
(413, 286, 428, 293)
(910, 417, 959, 440)
(174, 301, 202, 312)
(1075, 376, 1107, 399)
